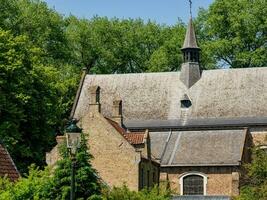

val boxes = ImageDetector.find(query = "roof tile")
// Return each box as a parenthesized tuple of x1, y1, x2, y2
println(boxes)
(105, 118, 144, 145)
(0, 144, 20, 181)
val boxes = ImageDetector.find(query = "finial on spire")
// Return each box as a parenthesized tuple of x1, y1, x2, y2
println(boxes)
(189, 0, 192, 17)
(181, 11, 201, 63)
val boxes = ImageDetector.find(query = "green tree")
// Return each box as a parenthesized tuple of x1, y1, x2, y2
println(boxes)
(66, 16, 186, 74)
(0, 134, 101, 200)
(0, 0, 79, 172)
(49, 134, 101, 200)
(236, 147, 267, 200)
(196, 0, 267, 68)
(89, 185, 170, 200)
(0, 29, 57, 171)
(0, 165, 53, 200)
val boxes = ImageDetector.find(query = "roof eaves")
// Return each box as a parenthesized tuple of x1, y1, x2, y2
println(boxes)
(161, 163, 241, 167)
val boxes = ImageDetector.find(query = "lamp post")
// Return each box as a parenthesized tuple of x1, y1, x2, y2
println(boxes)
(65, 119, 82, 200)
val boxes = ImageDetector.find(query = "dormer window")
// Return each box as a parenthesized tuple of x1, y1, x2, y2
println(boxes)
(181, 100, 192, 108)
(181, 94, 192, 109)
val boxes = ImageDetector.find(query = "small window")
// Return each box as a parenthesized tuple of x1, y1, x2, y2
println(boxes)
(147, 170, 150, 188)
(186, 53, 189, 62)
(183, 175, 204, 195)
(119, 101, 122, 115)
(181, 100, 192, 108)
(96, 87, 100, 103)
(140, 168, 144, 189)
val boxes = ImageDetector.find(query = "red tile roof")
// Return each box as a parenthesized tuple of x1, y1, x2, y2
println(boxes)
(105, 118, 144, 145)
(125, 133, 145, 145)
(0, 144, 20, 181)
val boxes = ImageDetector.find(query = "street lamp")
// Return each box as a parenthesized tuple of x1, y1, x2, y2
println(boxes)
(65, 119, 82, 200)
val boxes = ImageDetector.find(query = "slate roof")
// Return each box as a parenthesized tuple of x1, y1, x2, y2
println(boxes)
(150, 129, 247, 166)
(0, 143, 20, 181)
(74, 67, 267, 127)
(105, 118, 144, 145)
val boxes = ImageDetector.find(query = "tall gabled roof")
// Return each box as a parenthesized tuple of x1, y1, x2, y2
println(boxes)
(0, 143, 20, 181)
(181, 18, 200, 50)
(74, 68, 267, 125)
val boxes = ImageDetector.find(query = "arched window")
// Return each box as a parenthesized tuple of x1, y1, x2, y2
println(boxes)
(183, 175, 203, 195)
(179, 172, 207, 195)
(96, 86, 100, 103)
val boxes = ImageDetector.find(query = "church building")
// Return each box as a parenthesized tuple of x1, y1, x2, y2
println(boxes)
(47, 17, 267, 199)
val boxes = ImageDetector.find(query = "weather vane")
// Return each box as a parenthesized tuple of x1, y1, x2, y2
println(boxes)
(189, 0, 192, 17)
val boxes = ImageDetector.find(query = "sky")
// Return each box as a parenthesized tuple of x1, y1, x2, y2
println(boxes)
(43, 0, 214, 25)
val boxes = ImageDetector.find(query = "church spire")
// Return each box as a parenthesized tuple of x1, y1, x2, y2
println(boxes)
(181, 18, 201, 63)
(179, 3, 202, 89)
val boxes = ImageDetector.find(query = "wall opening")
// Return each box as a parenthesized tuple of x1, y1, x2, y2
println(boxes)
(183, 175, 204, 195)
(179, 172, 207, 195)
(181, 99, 192, 108)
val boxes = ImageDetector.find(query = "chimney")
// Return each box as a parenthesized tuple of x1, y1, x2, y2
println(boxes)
(89, 86, 101, 113)
(180, 18, 201, 88)
(112, 99, 123, 126)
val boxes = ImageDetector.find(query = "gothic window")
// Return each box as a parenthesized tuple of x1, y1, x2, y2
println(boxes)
(140, 168, 144, 189)
(147, 170, 150, 188)
(119, 101, 122, 115)
(153, 171, 156, 184)
(186, 52, 189, 62)
(96, 87, 100, 103)
(192, 52, 197, 62)
(183, 175, 204, 195)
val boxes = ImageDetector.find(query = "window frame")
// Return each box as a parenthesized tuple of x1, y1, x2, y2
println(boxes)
(179, 172, 207, 196)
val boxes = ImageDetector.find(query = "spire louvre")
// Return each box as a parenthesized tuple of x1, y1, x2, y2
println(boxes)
(181, 18, 200, 63)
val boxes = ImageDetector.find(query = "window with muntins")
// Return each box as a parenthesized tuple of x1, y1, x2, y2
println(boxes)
(183, 175, 204, 195)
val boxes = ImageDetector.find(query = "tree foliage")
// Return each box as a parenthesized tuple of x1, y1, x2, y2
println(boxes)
(66, 16, 186, 73)
(0, 0, 79, 172)
(236, 147, 267, 200)
(49, 134, 101, 200)
(196, 0, 267, 68)
(0, 134, 101, 200)
(1, 0, 267, 174)
(89, 185, 170, 200)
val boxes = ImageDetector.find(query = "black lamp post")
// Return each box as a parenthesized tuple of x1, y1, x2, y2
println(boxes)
(65, 119, 82, 200)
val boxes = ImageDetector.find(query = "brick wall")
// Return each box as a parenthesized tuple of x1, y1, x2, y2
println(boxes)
(81, 111, 141, 191)
(139, 158, 160, 190)
(250, 129, 267, 146)
(160, 166, 240, 196)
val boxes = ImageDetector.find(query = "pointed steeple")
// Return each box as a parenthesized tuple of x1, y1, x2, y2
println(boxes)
(181, 18, 200, 63)
(182, 18, 200, 50)
(179, 17, 201, 88)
